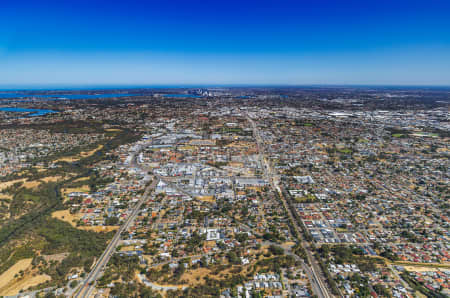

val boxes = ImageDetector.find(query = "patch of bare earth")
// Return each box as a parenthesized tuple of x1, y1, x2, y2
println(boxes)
(51, 209, 118, 232)
(0, 258, 51, 296)
(51, 210, 80, 227)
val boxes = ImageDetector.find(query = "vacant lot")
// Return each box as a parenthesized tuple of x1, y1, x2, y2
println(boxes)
(51, 209, 80, 227)
(80, 225, 118, 232)
(52, 210, 118, 232)
(61, 185, 90, 202)
(179, 267, 211, 285)
(62, 185, 90, 195)
(195, 195, 215, 203)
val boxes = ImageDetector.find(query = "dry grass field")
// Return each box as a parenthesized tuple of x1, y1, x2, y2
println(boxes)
(52, 209, 80, 227)
(179, 267, 211, 285)
(0, 258, 51, 296)
(0, 176, 63, 192)
(80, 225, 118, 232)
(51, 209, 118, 232)
(195, 195, 216, 203)
(55, 144, 103, 163)
(0, 179, 26, 191)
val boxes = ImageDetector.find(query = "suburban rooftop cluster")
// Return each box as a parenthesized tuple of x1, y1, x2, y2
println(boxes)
(0, 87, 448, 298)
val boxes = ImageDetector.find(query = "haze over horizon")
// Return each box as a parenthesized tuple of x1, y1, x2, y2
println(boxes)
(1, 0, 450, 86)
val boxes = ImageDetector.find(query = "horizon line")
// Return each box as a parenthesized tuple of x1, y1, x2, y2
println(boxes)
(1, 83, 450, 91)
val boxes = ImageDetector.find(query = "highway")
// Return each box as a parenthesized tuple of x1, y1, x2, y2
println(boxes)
(247, 114, 333, 298)
(74, 148, 158, 298)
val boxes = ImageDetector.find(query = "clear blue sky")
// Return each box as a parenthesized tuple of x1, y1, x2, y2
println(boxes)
(1, 0, 450, 87)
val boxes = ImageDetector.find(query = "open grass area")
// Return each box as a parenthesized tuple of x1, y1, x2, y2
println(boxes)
(73, 176, 91, 183)
(393, 261, 450, 269)
(62, 185, 90, 195)
(23, 176, 63, 189)
(105, 128, 123, 132)
(61, 184, 91, 202)
(179, 145, 196, 150)
(0, 179, 27, 191)
(337, 148, 353, 154)
(0, 258, 51, 296)
(404, 266, 441, 272)
(0, 177, 63, 192)
(411, 132, 439, 137)
(55, 144, 104, 163)
(0, 271, 50, 296)
(80, 225, 119, 232)
(392, 133, 404, 138)
(293, 196, 317, 203)
(51, 209, 80, 227)
(195, 195, 216, 203)
(0, 194, 12, 200)
(0, 258, 33, 290)
(179, 267, 211, 285)
(52, 209, 118, 232)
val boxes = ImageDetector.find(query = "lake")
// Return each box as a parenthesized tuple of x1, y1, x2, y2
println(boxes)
(162, 94, 201, 98)
(0, 107, 58, 117)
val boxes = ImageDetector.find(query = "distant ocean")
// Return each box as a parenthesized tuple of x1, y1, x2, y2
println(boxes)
(0, 93, 136, 100)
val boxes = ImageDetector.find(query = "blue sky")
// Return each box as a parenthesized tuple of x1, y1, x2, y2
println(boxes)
(1, 0, 450, 87)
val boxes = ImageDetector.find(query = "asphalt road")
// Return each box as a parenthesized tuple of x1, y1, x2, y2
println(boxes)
(74, 147, 158, 298)
(74, 178, 158, 298)
(247, 114, 332, 298)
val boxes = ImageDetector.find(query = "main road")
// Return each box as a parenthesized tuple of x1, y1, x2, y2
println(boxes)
(247, 114, 333, 298)
(74, 147, 158, 298)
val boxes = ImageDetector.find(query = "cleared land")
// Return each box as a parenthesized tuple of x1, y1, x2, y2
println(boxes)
(51, 210, 118, 232)
(55, 144, 104, 163)
(394, 261, 450, 269)
(404, 266, 441, 272)
(61, 185, 90, 202)
(105, 128, 122, 132)
(62, 185, 90, 195)
(23, 176, 62, 189)
(0, 193, 12, 200)
(0, 258, 32, 290)
(0, 176, 62, 192)
(0, 272, 51, 296)
(51, 209, 80, 227)
(80, 226, 118, 232)
(195, 195, 216, 203)
(0, 179, 27, 191)
(73, 176, 91, 183)
(0, 258, 51, 296)
(179, 267, 211, 285)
